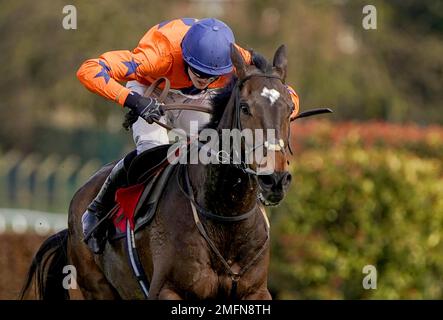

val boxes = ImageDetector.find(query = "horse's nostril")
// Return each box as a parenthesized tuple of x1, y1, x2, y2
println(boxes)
(282, 172, 292, 186)
(259, 175, 274, 188)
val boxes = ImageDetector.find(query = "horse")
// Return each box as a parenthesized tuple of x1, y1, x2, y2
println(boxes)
(20, 44, 295, 300)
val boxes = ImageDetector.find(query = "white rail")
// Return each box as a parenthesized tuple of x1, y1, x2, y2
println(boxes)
(0, 208, 67, 235)
(0, 149, 102, 213)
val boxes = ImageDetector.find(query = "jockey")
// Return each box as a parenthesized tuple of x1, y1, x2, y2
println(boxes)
(77, 18, 300, 254)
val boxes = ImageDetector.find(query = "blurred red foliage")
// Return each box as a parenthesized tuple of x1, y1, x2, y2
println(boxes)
(290, 120, 443, 152)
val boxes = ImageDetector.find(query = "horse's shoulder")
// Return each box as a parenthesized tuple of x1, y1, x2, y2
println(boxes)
(69, 162, 116, 215)
(82, 161, 116, 191)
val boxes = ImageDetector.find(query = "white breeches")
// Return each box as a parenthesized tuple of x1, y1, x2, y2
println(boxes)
(126, 80, 217, 154)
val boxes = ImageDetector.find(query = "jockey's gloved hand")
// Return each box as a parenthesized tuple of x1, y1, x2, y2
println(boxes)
(124, 92, 165, 124)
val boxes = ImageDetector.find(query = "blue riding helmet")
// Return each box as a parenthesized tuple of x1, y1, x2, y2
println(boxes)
(182, 18, 235, 76)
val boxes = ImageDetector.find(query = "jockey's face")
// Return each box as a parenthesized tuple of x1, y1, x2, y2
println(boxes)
(187, 67, 219, 90)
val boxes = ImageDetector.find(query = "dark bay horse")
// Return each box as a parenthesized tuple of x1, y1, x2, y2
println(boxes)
(21, 44, 294, 300)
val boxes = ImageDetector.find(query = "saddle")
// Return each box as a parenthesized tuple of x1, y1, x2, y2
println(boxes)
(109, 144, 178, 241)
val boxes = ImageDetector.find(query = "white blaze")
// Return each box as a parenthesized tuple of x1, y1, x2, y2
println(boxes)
(261, 87, 280, 105)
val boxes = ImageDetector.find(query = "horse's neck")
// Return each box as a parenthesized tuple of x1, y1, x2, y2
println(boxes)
(192, 82, 258, 215)
(190, 163, 258, 217)
(188, 163, 265, 262)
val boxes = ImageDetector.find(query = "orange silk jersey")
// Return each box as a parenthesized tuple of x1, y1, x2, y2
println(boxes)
(77, 18, 299, 117)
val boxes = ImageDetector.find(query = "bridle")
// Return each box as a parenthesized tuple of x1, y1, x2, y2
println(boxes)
(128, 74, 332, 299)
(145, 74, 292, 177)
(230, 72, 293, 176)
(177, 73, 292, 299)
(174, 72, 293, 215)
(143, 74, 291, 299)
(174, 72, 292, 216)
(155, 72, 293, 215)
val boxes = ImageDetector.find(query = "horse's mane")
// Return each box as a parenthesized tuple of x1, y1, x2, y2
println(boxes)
(207, 51, 272, 129)
(207, 76, 237, 129)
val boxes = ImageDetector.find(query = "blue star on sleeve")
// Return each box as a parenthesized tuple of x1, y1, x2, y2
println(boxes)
(122, 58, 140, 77)
(94, 60, 111, 84)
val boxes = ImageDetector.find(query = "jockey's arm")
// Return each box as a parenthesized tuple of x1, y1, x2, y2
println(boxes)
(78, 44, 299, 118)
(76, 49, 171, 107)
(235, 45, 300, 120)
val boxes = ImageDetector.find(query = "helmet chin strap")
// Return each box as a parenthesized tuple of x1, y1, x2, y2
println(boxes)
(185, 65, 218, 91)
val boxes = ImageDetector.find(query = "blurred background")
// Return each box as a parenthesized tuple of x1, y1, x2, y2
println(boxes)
(0, 0, 442, 299)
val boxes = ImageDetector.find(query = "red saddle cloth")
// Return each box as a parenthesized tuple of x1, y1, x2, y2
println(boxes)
(112, 183, 145, 232)
(110, 144, 181, 233)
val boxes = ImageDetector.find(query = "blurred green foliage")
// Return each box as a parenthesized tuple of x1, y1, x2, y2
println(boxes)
(269, 121, 443, 299)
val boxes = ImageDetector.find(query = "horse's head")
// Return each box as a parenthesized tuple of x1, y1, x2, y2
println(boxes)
(215, 44, 293, 206)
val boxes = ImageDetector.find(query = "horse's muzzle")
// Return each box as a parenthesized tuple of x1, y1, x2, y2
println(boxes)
(257, 171, 292, 206)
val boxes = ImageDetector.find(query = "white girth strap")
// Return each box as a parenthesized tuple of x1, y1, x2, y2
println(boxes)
(259, 205, 270, 230)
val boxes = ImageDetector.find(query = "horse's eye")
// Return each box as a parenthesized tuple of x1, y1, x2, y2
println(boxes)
(240, 102, 251, 116)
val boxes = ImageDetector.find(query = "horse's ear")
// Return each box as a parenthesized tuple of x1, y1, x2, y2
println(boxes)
(273, 44, 287, 83)
(230, 43, 247, 80)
